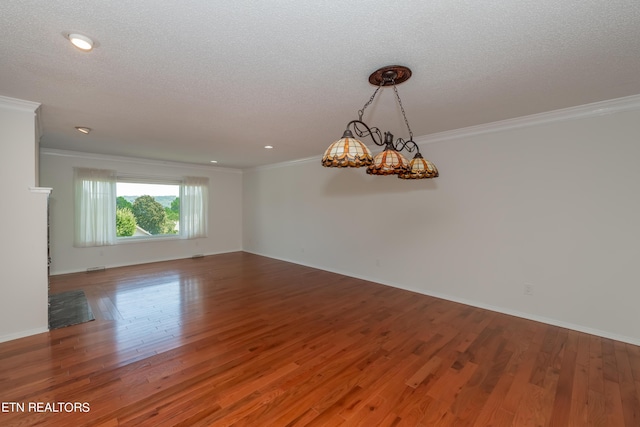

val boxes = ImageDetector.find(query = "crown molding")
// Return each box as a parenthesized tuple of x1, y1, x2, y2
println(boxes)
(40, 148, 243, 174)
(413, 93, 640, 146)
(246, 155, 320, 172)
(247, 93, 640, 172)
(0, 95, 40, 112)
(0, 95, 42, 140)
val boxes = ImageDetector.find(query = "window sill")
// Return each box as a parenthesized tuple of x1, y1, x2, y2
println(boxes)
(116, 235, 181, 244)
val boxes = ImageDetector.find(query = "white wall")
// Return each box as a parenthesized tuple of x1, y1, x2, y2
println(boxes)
(0, 96, 49, 342)
(40, 150, 243, 274)
(243, 97, 640, 345)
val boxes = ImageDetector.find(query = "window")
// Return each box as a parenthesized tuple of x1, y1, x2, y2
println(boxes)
(116, 181, 181, 239)
(74, 169, 208, 246)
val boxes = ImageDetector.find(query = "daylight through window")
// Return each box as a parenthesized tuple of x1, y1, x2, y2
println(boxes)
(116, 181, 181, 239)
(74, 169, 207, 246)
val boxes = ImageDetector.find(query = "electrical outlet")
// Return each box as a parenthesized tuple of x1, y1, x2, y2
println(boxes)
(523, 284, 534, 296)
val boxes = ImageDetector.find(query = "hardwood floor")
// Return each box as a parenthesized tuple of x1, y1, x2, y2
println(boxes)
(1, 252, 639, 426)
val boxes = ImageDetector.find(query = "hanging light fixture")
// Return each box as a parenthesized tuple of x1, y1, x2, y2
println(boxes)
(322, 65, 438, 179)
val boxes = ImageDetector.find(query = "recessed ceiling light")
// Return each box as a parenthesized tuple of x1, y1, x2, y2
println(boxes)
(210, 160, 218, 164)
(67, 33, 94, 51)
(264, 145, 273, 149)
(75, 126, 91, 134)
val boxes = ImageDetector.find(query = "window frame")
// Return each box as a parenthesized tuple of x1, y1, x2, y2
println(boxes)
(115, 175, 182, 243)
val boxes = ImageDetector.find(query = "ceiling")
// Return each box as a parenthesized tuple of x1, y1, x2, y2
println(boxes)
(2, 1, 640, 169)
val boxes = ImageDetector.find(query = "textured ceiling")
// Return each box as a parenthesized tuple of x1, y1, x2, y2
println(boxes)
(2, 0, 640, 168)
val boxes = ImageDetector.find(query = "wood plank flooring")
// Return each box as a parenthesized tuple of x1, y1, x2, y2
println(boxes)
(1, 252, 639, 426)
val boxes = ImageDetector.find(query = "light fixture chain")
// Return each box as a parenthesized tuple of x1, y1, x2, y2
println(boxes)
(393, 84, 413, 141)
(358, 86, 382, 121)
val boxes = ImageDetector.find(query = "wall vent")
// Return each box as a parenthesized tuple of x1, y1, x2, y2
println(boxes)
(86, 266, 106, 273)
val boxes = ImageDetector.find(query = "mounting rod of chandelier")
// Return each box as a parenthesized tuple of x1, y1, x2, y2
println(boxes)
(322, 65, 438, 179)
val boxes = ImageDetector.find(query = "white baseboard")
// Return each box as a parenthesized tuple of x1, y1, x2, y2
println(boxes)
(243, 250, 640, 347)
(0, 327, 49, 344)
(48, 249, 243, 276)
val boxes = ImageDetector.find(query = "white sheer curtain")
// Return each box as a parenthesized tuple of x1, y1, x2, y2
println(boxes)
(74, 168, 116, 247)
(181, 176, 209, 239)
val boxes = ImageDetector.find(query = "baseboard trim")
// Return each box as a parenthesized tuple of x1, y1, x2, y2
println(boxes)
(243, 250, 640, 347)
(49, 249, 243, 276)
(0, 326, 49, 344)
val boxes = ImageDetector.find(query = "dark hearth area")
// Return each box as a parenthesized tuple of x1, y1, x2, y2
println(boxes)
(48, 290, 95, 330)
